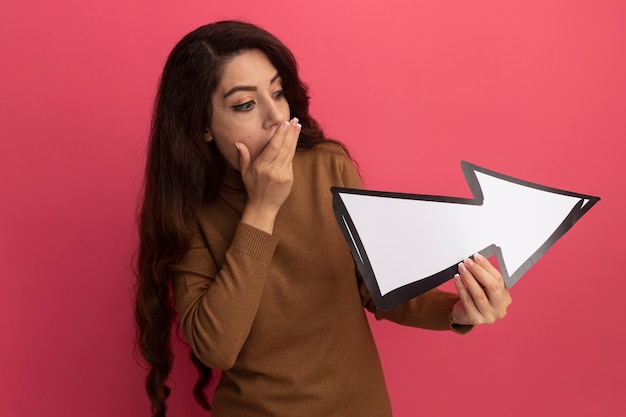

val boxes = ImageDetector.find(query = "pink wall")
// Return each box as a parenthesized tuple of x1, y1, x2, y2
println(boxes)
(1, 1, 624, 416)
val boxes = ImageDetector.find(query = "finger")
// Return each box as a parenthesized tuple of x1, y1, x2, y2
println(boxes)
(467, 254, 510, 306)
(236, 141, 251, 175)
(473, 253, 505, 285)
(256, 121, 290, 166)
(453, 273, 479, 322)
(460, 258, 509, 322)
(286, 118, 301, 154)
(458, 259, 491, 309)
(273, 118, 300, 169)
(472, 253, 512, 306)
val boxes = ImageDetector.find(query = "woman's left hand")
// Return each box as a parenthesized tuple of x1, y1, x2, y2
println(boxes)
(450, 253, 512, 325)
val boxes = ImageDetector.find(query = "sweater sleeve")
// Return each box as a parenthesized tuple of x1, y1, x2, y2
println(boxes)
(359, 275, 472, 334)
(171, 222, 279, 370)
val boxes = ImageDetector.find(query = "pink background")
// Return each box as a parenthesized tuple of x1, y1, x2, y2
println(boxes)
(1, 1, 624, 416)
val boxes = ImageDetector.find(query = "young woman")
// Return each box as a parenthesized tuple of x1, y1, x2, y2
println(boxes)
(135, 20, 511, 417)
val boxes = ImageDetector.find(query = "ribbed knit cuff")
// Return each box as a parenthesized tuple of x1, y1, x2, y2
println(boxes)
(231, 222, 279, 263)
(439, 293, 474, 334)
(434, 292, 474, 334)
(450, 322, 474, 334)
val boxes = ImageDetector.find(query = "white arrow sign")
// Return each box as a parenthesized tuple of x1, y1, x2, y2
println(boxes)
(332, 161, 600, 310)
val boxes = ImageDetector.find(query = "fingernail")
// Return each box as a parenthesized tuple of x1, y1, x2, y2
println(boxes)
(458, 262, 467, 273)
(234, 142, 240, 150)
(474, 253, 485, 262)
(463, 257, 474, 266)
(296, 123, 302, 130)
(453, 273, 461, 282)
(291, 117, 299, 126)
(282, 121, 290, 129)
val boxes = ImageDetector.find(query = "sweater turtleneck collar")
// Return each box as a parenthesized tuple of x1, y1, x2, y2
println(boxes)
(221, 166, 247, 193)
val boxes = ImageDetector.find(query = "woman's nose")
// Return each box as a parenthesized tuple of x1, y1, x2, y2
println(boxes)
(263, 100, 287, 129)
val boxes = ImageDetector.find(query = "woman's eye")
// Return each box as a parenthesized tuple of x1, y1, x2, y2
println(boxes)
(233, 101, 255, 112)
(272, 90, 286, 100)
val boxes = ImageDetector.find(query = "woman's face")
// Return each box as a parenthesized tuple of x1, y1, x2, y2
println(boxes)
(208, 49, 290, 169)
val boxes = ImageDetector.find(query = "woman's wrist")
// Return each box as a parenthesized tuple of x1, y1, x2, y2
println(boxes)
(240, 203, 279, 234)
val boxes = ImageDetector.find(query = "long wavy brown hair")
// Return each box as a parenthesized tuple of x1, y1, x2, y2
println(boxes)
(134, 20, 336, 417)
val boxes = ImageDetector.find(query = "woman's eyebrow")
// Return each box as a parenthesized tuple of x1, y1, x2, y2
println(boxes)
(223, 73, 281, 98)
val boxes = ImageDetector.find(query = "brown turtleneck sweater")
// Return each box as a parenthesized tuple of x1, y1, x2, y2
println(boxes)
(171, 142, 468, 417)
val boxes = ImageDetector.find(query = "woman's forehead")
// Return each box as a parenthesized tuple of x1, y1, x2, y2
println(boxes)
(218, 50, 279, 89)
